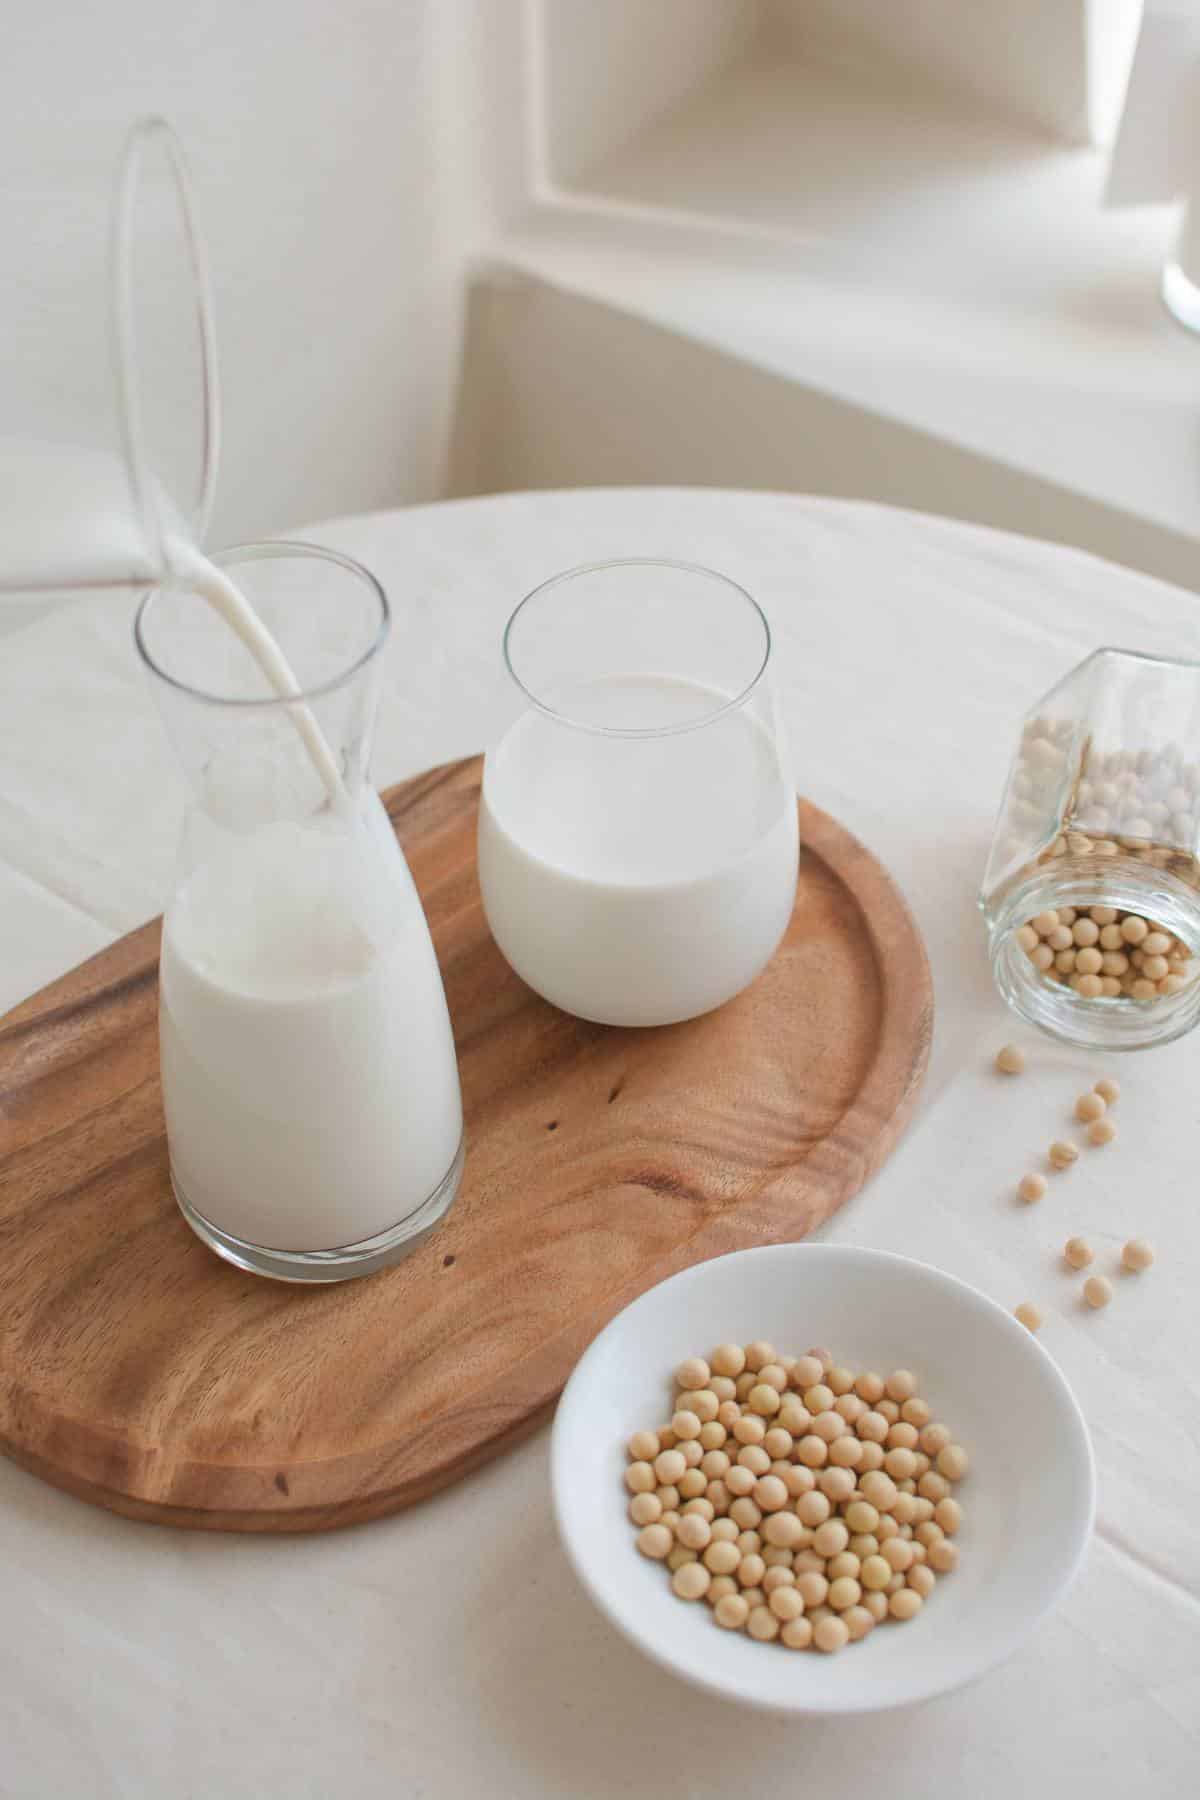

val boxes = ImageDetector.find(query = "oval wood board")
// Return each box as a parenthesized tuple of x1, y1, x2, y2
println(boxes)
(0, 756, 931, 1532)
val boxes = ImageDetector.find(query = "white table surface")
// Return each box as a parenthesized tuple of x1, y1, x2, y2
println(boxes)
(2, 489, 1198, 1799)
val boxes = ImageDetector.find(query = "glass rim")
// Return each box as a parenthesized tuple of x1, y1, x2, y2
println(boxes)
(134, 539, 390, 708)
(502, 557, 772, 738)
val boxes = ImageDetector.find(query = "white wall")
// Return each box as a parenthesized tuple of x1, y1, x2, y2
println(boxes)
(538, 0, 761, 186)
(451, 270, 1200, 593)
(764, 0, 1141, 145)
(0, 0, 524, 551)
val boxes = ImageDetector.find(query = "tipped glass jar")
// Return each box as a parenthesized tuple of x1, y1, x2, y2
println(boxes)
(981, 648, 1200, 1051)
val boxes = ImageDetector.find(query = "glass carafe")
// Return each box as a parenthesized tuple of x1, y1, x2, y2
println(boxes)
(981, 647, 1200, 1051)
(478, 558, 798, 1027)
(138, 542, 464, 1280)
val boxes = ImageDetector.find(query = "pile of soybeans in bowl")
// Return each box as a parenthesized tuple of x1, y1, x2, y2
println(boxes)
(624, 1343, 966, 1655)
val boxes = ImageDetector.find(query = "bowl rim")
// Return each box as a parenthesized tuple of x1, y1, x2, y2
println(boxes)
(551, 1241, 1096, 1716)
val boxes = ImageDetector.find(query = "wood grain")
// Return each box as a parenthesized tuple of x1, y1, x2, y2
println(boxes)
(0, 756, 932, 1531)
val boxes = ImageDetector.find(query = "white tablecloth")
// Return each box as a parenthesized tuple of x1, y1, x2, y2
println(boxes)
(2, 490, 1198, 1799)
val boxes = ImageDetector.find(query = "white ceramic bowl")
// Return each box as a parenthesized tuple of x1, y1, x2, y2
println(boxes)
(552, 1244, 1094, 1715)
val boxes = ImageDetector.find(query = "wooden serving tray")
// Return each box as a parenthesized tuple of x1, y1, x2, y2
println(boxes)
(0, 757, 931, 1532)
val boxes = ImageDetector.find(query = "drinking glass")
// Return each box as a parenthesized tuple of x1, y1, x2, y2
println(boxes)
(478, 559, 798, 1027)
(138, 542, 464, 1280)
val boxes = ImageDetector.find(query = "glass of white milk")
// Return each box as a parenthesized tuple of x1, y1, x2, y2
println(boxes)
(139, 542, 464, 1281)
(478, 559, 799, 1027)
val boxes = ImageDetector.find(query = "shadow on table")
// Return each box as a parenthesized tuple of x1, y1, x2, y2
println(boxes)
(886, 824, 1001, 1114)
(464, 1489, 942, 1793)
